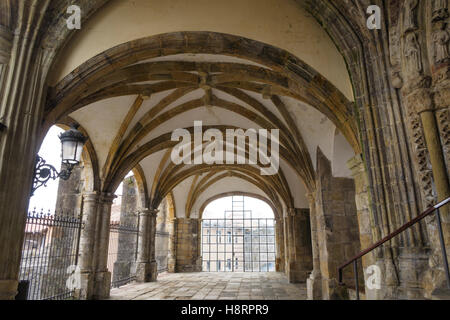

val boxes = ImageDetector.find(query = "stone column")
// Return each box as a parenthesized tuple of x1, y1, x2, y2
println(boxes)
(136, 208, 158, 282)
(76, 192, 100, 300)
(284, 210, 295, 282)
(167, 218, 177, 273)
(93, 193, 116, 299)
(283, 213, 291, 276)
(0, 24, 17, 301)
(275, 218, 285, 272)
(307, 192, 322, 300)
(0, 25, 12, 100)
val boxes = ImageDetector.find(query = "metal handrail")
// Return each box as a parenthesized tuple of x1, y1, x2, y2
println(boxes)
(338, 197, 450, 300)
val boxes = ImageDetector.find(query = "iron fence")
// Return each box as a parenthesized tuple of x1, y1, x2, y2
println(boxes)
(107, 220, 139, 288)
(19, 208, 84, 300)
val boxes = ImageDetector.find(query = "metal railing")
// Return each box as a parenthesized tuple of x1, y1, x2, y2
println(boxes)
(19, 208, 84, 300)
(338, 197, 450, 300)
(107, 220, 140, 288)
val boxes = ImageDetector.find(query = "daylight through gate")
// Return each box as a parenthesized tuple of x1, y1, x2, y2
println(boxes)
(202, 196, 276, 272)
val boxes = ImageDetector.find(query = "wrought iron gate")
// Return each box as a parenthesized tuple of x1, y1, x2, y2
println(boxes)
(201, 197, 276, 272)
(19, 209, 84, 300)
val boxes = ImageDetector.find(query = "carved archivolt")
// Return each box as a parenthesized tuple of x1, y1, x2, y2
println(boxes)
(436, 108, 450, 177)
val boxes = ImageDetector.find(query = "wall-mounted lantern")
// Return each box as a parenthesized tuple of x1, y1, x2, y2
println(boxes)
(32, 125, 87, 196)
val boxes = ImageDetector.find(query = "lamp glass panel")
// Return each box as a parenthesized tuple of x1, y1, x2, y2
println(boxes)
(61, 140, 77, 164)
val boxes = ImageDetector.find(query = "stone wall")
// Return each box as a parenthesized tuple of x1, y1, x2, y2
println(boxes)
(175, 218, 202, 272)
(285, 209, 313, 283)
(315, 149, 362, 299)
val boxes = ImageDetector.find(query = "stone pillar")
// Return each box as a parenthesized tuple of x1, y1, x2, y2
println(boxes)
(92, 193, 116, 300)
(55, 164, 84, 216)
(0, 4, 52, 300)
(167, 218, 177, 273)
(307, 192, 322, 300)
(275, 219, 285, 272)
(316, 149, 362, 300)
(0, 24, 18, 301)
(136, 208, 158, 282)
(347, 155, 383, 299)
(285, 208, 313, 283)
(175, 218, 202, 272)
(76, 192, 100, 300)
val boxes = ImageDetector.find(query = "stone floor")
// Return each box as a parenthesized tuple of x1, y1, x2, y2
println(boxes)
(109, 272, 307, 300)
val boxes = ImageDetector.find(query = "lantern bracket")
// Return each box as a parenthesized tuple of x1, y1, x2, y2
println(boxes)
(31, 155, 75, 196)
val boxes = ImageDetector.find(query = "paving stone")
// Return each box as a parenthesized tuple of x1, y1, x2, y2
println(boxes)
(109, 272, 307, 300)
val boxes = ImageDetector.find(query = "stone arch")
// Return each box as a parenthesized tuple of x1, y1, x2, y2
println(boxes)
(44, 32, 360, 155)
(199, 192, 278, 220)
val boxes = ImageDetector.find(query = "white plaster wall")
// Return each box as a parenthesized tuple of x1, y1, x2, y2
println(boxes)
(49, 0, 353, 101)
(331, 129, 355, 178)
(70, 95, 137, 172)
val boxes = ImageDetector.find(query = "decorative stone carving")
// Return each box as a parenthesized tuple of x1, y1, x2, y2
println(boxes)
(406, 109, 436, 207)
(432, 0, 449, 21)
(391, 72, 404, 88)
(433, 22, 450, 64)
(403, 0, 419, 33)
(404, 33, 423, 78)
(436, 108, 450, 177)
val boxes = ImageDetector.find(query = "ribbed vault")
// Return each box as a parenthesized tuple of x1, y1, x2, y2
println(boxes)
(40, 31, 359, 216)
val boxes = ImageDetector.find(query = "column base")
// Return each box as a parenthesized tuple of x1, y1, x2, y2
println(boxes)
(93, 271, 111, 300)
(0, 280, 18, 300)
(322, 278, 350, 300)
(286, 262, 309, 283)
(276, 258, 285, 272)
(307, 272, 322, 300)
(74, 271, 95, 300)
(167, 257, 176, 273)
(136, 261, 158, 282)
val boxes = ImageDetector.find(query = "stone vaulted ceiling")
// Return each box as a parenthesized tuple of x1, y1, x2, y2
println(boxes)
(41, 0, 357, 217)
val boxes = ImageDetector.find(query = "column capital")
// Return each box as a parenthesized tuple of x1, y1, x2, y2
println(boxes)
(287, 208, 296, 217)
(405, 87, 434, 114)
(82, 192, 100, 203)
(347, 154, 364, 172)
(306, 192, 316, 204)
(138, 208, 159, 217)
(100, 193, 117, 204)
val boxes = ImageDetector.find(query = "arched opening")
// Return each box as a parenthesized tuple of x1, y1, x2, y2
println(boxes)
(201, 195, 276, 273)
(20, 124, 96, 300)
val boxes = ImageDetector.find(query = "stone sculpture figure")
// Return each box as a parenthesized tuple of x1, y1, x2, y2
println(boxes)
(433, 23, 450, 63)
(404, 0, 419, 32)
(404, 33, 423, 77)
